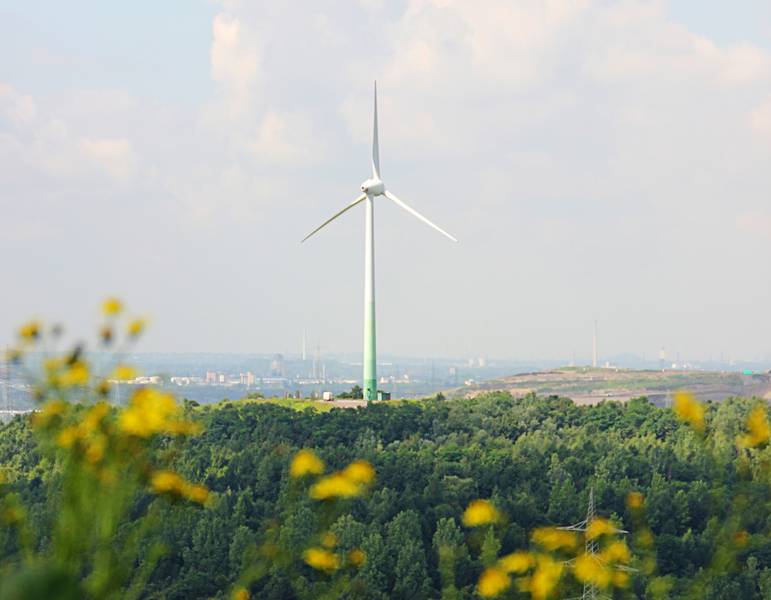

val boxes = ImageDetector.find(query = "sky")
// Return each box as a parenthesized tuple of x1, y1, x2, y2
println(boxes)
(1, 0, 770, 364)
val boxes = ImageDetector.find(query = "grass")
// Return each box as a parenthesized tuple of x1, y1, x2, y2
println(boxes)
(215, 397, 336, 413)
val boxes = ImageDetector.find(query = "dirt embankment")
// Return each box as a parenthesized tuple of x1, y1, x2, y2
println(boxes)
(455, 368, 771, 406)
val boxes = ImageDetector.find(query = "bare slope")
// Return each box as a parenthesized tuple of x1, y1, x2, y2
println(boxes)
(455, 367, 771, 405)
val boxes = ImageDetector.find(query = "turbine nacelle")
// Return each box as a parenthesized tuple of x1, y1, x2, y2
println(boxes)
(361, 177, 385, 196)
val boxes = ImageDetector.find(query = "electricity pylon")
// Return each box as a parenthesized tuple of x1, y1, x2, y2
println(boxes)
(558, 488, 632, 600)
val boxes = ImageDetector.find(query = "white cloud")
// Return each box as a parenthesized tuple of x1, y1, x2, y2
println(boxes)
(248, 111, 325, 165)
(311, 14, 345, 47)
(353, 0, 771, 158)
(0, 83, 137, 182)
(210, 13, 260, 120)
(750, 96, 771, 138)
(737, 211, 771, 239)
(0, 84, 36, 124)
(79, 138, 135, 181)
(202, 10, 329, 170)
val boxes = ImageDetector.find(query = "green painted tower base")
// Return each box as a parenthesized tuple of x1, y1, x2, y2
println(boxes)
(363, 378, 377, 401)
(363, 196, 377, 401)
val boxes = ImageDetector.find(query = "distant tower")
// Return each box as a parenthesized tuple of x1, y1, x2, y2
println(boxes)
(312, 344, 320, 379)
(592, 321, 598, 368)
(659, 347, 666, 371)
(270, 354, 285, 377)
(302, 329, 307, 362)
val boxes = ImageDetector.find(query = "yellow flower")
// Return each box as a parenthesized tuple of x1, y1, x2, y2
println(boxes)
(32, 399, 67, 427)
(59, 361, 89, 387)
(303, 547, 340, 572)
(127, 318, 146, 338)
(112, 364, 138, 381)
(612, 571, 630, 588)
(186, 484, 210, 505)
(102, 297, 123, 317)
(342, 460, 375, 485)
(531, 527, 577, 551)
(85, 436, 107, 464)
(119, 388, 188, 437)
(348, 548, 366, 567)
(151, 470, 186, 494)
(321, 531, 338, 548)
(18, 320, 41, 342)
(530, 554, 564, 600)
(43, 358, 65, 387)
(574, 553, 611, 589)
(309, 474, 361, 500)
(44, 357, 63, 373)
(290, 449, 325, 478)
(737, 406, 771, 449)
(232, 588, 250, 600)
(498, 551, 534, 574)
(83, 402, 110, 431)
(586, 517, 617, 540)
(462, 499, 501, 527)
(57, 426, 81, 449)
(636, 528, 654, 548)
(601, 540, 631, 564)
(303, 458, 376, 500)
(673, 391, 705, 432)
(626, 491, 644, 510)
(150, 470, 209, 504)
(477, 567, 511, 597)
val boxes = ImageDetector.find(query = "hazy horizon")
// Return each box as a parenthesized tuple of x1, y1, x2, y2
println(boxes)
(2, 1, 770, 363)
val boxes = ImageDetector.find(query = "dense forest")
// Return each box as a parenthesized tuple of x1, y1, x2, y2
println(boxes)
(2, 392, 771, 599)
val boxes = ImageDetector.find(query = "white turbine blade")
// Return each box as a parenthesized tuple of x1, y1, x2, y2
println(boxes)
(372, 81, 380, 178)
(301, 194, 367, 243)
(384, 190, 458, 242)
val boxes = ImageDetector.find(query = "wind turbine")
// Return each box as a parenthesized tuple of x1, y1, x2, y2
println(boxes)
(301, 82, 457, 401)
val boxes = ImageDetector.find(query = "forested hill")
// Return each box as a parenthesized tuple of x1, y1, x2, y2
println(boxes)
(2, 393, 770, 599)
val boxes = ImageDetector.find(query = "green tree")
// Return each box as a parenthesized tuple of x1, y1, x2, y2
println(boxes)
(433, 517, 471, 599)
(386, 511, 430, 599)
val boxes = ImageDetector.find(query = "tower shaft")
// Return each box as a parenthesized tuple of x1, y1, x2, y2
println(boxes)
(363, 195, 377, 400)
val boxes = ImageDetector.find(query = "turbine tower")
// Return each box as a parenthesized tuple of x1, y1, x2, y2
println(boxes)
(302, 82, 457, 401)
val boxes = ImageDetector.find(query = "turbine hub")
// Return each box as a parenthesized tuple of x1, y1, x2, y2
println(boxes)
(361, 177, 385, 196)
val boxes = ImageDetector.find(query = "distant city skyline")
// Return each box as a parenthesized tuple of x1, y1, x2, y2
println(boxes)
(3, 347, 767, 417)
(1, 1, 770, 364)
